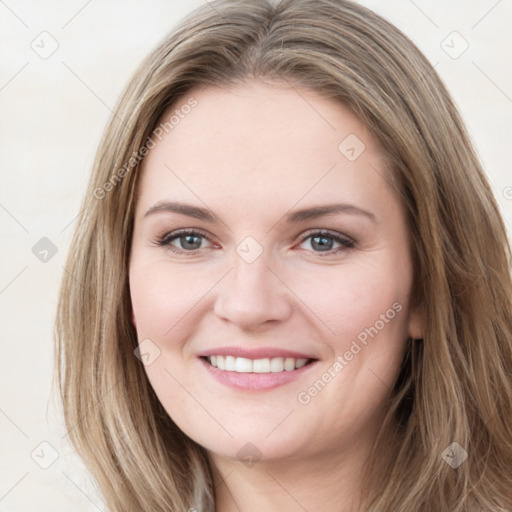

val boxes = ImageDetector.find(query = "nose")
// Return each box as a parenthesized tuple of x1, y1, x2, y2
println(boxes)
(213, 253, 293, 331)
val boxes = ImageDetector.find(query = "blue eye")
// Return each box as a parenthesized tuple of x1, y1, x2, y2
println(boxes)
(298, 231, 354, 254)
(155, 228, 354, 256)
(174, 233, 204, 250)
(156, 229, 211, 253)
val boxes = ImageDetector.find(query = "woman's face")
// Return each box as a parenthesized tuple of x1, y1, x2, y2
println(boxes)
(129, 81, 423, 464)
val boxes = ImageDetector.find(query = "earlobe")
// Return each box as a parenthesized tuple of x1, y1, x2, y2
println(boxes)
(407, 306, 425, 340)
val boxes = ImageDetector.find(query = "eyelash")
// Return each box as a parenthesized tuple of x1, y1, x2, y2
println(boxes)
(155, 228, 355, 256)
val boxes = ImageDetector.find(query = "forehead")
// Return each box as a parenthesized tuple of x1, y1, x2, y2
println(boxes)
(136, 81, 397, 219)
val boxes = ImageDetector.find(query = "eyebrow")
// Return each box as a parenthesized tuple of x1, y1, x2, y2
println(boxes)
(285, 203, 377, 224)
(144, 201, 218, 222)
(144, 200, 377, 224)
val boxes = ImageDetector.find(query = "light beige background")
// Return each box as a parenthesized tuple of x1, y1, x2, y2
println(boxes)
(1, 0, 511, 510)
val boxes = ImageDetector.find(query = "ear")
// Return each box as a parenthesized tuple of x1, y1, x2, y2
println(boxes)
(131, 306, 137, 328)
(407, 304, 425, 340)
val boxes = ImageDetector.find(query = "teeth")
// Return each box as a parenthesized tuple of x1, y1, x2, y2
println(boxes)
(206, 356, 309, 373)
(253, 358, 270, 373)
(284, 358, 295, 371)
(270, 357, 284, 372)
(295, 358, 307, 369)
(225, 355, 236, 371)
(235, 357, 253, 373)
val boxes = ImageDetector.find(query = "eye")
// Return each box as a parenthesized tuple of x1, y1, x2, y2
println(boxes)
(155, 229, 213, 254)
(154, 228, 354, 256)
(297, 230, 355, 254)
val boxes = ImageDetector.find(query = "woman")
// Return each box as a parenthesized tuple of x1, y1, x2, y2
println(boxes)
(55, 0, 512, 510)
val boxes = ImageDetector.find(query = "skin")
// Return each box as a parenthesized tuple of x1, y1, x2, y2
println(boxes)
(129, 80, 424, 512)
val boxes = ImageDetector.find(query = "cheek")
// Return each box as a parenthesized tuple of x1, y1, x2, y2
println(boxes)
(285, 257, 412, 350)
(129, 260, 215, 340)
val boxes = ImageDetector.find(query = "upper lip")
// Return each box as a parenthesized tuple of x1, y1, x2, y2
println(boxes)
(198, 346, 317, 360)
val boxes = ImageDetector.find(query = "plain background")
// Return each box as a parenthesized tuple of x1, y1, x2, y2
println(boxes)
(1, 0, 511, 509)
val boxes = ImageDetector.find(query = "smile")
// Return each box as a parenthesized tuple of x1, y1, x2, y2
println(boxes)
(199, 353, 319, 391)
(205, 355, 311, 373)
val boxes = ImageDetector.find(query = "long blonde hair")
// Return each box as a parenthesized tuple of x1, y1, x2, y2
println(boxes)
(55, 0, 512, 510)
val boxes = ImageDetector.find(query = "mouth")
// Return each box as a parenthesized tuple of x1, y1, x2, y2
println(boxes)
(201, 355, 315, 373)
(198, 352, 319, 391)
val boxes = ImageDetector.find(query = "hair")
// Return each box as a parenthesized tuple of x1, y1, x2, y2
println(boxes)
(55, 0, 512, 510)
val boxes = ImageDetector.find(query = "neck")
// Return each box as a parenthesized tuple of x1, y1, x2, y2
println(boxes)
(209, 429, 386, 512)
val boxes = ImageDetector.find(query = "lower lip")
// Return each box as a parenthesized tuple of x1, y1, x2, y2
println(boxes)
(199, 357, 319, 391)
